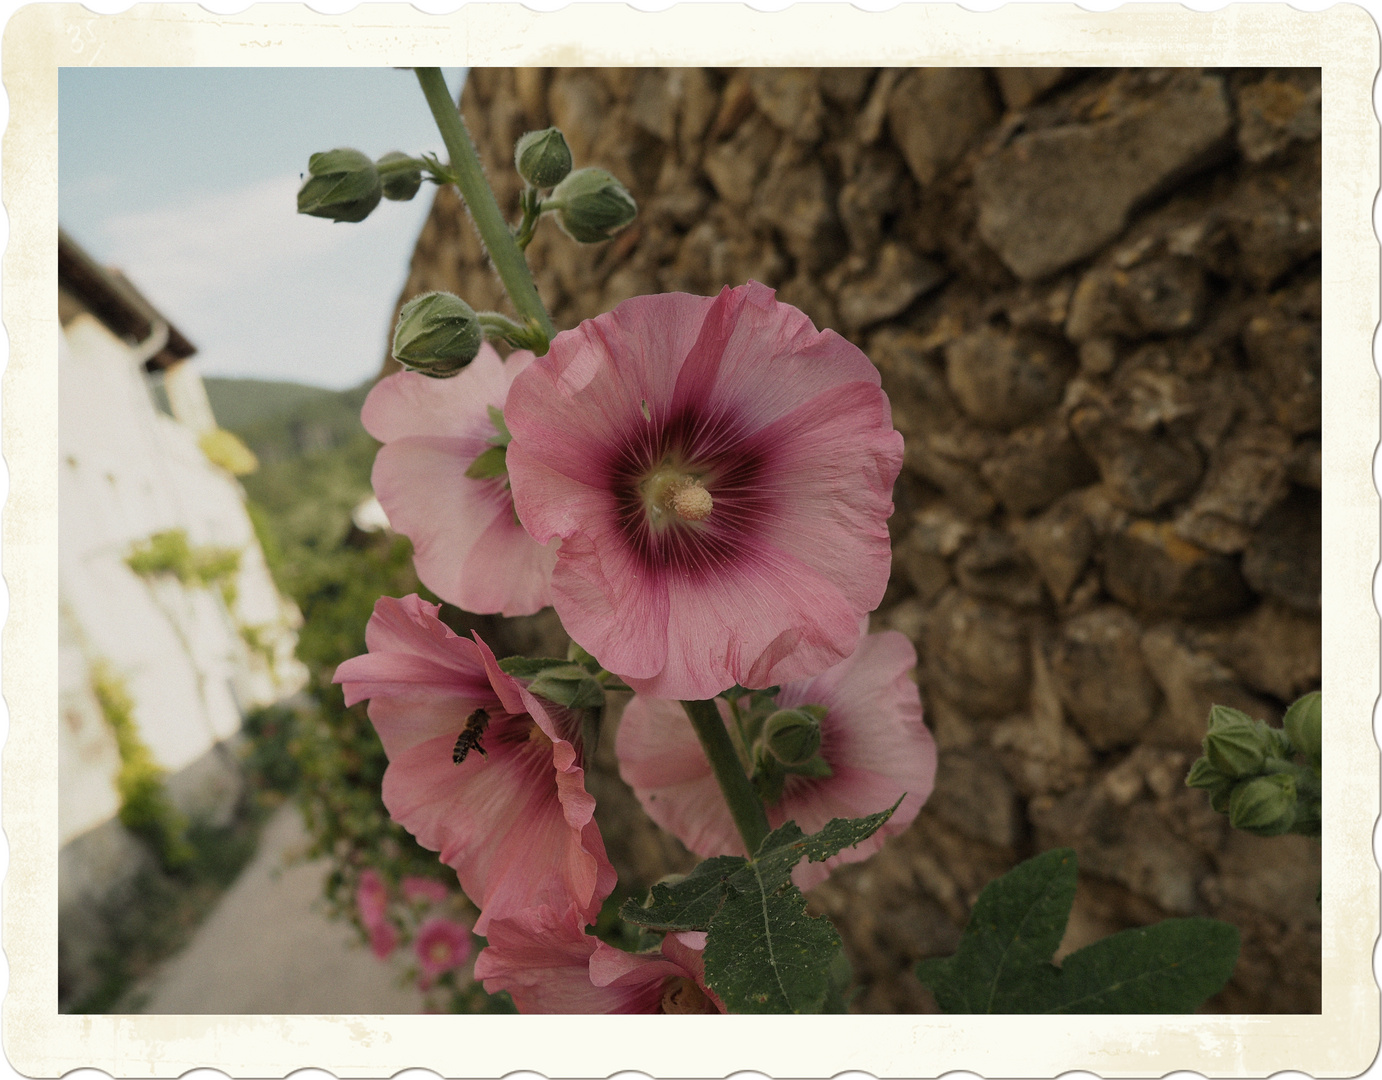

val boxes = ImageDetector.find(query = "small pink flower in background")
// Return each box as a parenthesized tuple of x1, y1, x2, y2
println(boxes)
(334, 595, 616, 934)
(356, 868, 389, 927)
(368, 921, 399, 960)
(363, 342, 559, 617)
(505, 281, 903, 700)
(473, 904, 723, 1014)
(401, 876, 452, 905)
(616, 629, 936, 890)
(414, 916, 473, 987)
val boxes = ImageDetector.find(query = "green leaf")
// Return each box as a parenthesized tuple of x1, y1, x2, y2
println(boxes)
(621, 801, 901, 1013)
(526, 665, 605, 710)
(916, 849, 1240, 1013)
(486, 405, 512, 446)
(621, 855, 745, 932)
(916, 847, 1076, 1013)
(464, 445, 508, 479)
(1045, 919, 1240, 1013)
(497, 656, 573, 678)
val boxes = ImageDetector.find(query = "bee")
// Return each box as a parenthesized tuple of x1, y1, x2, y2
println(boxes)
(452, 708, 490, 764)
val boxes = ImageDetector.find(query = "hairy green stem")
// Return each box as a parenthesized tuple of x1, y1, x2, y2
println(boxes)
(682, 698, 770, 855)
(414, 68, 556, 350)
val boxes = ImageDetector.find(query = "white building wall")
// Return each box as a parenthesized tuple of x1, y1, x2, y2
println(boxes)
(59, 313, 307, 847)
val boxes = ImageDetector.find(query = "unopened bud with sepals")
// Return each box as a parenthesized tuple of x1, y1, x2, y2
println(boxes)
(1203, 706, 1279, 779)
(1228, 773, 1297, 836)
(514, 128, 573, 189)
(1283, 691, 1321, 768)
(297, 148, 382, 223)
(377, 151, 424, 201)
(392, 292, 482, 378)
(549, 168, 637, 243)
(761, 706, 825, 767)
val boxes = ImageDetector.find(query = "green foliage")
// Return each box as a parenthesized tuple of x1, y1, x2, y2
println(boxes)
(126, 529, 241, 607)
(916, 848, 1240, 1013)
(89, 662, 194, 868)
(622, 801, 899, 1013)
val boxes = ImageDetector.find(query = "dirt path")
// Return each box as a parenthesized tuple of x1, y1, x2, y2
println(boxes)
(123, 802, 425, 1014)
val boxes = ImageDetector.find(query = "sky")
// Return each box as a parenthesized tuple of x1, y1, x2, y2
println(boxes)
(60, 67, 468, 390)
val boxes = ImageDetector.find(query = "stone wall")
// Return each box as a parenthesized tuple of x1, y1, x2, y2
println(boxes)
(395, 67, 1321, 1013)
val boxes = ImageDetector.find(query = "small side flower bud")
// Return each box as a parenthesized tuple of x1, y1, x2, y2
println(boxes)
(1203, 718, 1273, 779)
(549, 168, 637, 243)
(514, 128, 573, 189)
(1228, 773, 1297, 836)
(377, 151, 424, 202)
(297, 148, 382, 223)
(393, 292, 482, 377)
(762, 706, 825, 766)
(1283, 691, 1321, 767)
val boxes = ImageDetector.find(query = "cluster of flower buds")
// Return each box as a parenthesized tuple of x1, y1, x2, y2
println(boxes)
(1185, 693, 1321, 837)
(511, 127, 637, 248)
(297, 148, 431, 224)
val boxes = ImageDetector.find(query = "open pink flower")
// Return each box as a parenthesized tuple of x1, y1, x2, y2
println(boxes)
(334, 595, 616, 934)
(473, 903, 722, 1014)
(616, 629, 935, 890)
(401, 876, 452, 905)
(505, 281, 903, 700)
(363, 342, 558, 617)
(367, 921, 398, 960)
(414, 916, 473, 986)
(355, 869, 397, 958)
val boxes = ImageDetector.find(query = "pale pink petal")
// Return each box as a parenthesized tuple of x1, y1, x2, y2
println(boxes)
(616, 631, 934, 890)
(364, 348, 554, 617)
(334, 596, 495, 758)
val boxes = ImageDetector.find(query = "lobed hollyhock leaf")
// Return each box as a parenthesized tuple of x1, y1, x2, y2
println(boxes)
(622, 801, 900, 1012)
(497, 656, 574, 678)
(916, 848, 1240, 1013)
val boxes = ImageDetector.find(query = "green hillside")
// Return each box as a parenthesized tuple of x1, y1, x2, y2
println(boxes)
(204, 377, 343, 433)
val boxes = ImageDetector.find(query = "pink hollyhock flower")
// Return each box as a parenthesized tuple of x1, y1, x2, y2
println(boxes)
(333, 594, 616, 934)
(414, 916, 473, 987)
(368, 921, 398, 960)
(401, 876, 452, 905)
(473, 903, 723, 1014)
(505, 281, 903, 700)
(616, 629, 935, 890)
(362, 342, 558, 617)
(355, 868, 389, 928)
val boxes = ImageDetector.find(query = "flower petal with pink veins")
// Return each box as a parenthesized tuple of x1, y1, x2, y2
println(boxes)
(616, 630, 936, 888)
(506, 282, 903, 699)
(362, 345, 555, 617)
(474, 904, 719, 1013)
(336, 596, 614, 935)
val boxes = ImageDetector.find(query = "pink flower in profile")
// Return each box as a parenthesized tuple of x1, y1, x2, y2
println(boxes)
(473, 904, 723, 1014)
(616, 629, 936, 890)
(355, 869, 397, 958)
(414, 916, 473, 987)
(333, 595, 616, 934)
(505, 281, 903, 700)
(401, 876, 452, 905)
(363, 342, 558, 617)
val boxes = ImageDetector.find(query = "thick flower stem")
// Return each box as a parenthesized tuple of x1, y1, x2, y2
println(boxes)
(682, 698, 770, 855)
(414, 67, 557, 352)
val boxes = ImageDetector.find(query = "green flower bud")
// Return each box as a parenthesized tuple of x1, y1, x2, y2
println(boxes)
(514, 128, 573, 189)
(297, 148, 382, 223)
(1203, 718, 1274, 779)
(1283, 691, 1321, 767)
(377, 151, 423, 202)
(761, 706, 825, 766)
(392, 292, 482, 377)
(1185, 756, 1229, 790)
(1228, 773, 1297, 836)
(549, 168, 637, 243)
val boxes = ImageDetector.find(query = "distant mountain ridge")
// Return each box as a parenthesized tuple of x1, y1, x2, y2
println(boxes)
(205, 377, 374, 466)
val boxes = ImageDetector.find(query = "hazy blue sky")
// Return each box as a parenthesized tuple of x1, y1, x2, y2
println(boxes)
(60, 67, 467, 390)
